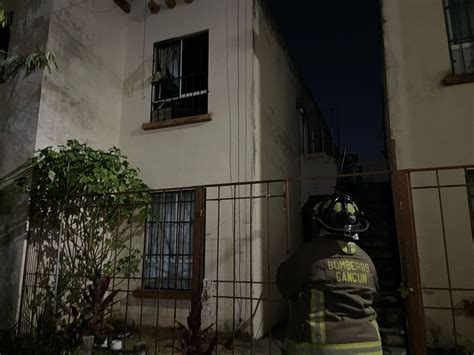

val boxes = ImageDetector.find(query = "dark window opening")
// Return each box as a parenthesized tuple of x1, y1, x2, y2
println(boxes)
(151, 31, 209, 122)
(0, 12, 13, 82)
(0, 12, 12, 53)
(443, 0, 474, 74)
(143, 190, 196, 291)
(299, 107, 334, 155)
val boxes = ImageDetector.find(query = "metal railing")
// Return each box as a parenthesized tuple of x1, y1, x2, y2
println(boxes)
(407, 164, 474, 352)
(18, 180, 293, 354)
(16, 171, 411, 354)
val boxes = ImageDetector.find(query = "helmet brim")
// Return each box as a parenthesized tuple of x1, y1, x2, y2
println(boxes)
(316, 216, 370, 234)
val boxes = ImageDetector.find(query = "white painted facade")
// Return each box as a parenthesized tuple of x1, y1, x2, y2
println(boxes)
(383, 0, 474, 350)
(0, 0, 333, 336)
(300, 153, 338, 206)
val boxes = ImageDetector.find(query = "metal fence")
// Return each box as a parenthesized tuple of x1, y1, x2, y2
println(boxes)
(18, 179, 294, 354)
(407, 165, 474, 352)
(16, 170, 416, 354)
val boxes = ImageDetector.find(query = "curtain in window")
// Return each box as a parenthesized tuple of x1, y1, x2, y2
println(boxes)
(144, 191, 195, 290)
(447, 0, 474, 43)
(155, 42, 181, 100)
(446, 0, 474, 73)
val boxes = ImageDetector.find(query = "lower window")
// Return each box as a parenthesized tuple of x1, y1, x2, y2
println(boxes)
(143, 190, 196, 290)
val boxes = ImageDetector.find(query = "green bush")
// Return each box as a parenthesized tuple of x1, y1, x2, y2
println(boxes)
(17, 140, 151, 352)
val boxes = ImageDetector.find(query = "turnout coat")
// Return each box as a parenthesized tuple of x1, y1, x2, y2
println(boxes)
(276, 236, 382, 354)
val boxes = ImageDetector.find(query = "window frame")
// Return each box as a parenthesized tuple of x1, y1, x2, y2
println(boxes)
(150, 30, 209, 123)
(134, 187, 205, 301)
(298, 107, 330, 155)
(442, 0, 474, 75)
(0, 11, 13, 83)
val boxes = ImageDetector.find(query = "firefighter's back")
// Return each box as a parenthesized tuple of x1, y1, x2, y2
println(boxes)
(278, 193, 383, 354)
(284, 237, 382, 354)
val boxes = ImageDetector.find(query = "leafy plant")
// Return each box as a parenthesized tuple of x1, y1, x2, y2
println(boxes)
(0, 3, 58, 82)
(171, 302, 217, 355)
(0, 4, 10, 28)
(0, 304, 79, 355)
(0, 48, 58, 82)
(61, 277, 120, 345)
(18, 140, 150, 350)
(25, 140, 149, 284)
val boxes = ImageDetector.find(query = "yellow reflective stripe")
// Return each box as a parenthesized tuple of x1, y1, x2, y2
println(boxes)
(326, 341, 381, 350)
(309, 289, 326, 344)
(310, 289, 317, 343)
(303, 340, 382, 350)
(318, 291, 326, 343)
(285, 338, 383, 354)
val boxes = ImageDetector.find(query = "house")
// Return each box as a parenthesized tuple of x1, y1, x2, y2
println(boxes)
(382, 0, 474, 353)
(0, 0, 336, 348)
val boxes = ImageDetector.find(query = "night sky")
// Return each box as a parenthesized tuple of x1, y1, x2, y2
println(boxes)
(266, 0, 386, 162)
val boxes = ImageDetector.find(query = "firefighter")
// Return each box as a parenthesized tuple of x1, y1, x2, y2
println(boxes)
(277, 193, 382, 354)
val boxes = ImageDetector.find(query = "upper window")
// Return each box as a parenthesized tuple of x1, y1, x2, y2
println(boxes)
(0, 12, 12, 53)
(298, 107, 327, 155)
(151, 31, 209, 122)
(143, 190, 196, 291)
(0, 12, 12, 81)
(443, 0, 474, 74)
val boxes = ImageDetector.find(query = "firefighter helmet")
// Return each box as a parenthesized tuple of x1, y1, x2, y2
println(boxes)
(313, 193, 369, 237)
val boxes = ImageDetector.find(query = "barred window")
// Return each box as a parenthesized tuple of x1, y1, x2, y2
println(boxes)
(443, 0, 474, 74)
(144, 190, 196, 291)
(298, 107, 331, 155)
(151, 31, 209, 122)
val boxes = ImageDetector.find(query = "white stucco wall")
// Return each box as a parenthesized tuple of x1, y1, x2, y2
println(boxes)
(300, 153, 338, 206)
(0, 0, 54, 330)
(411, 169, 474, 349)
(35, 0, 128, 150)
(251, 0, 304, 331)
(118, 0, 255, 189)
(252, 5, 300, 182)
(383, 0, 474, 170)
(383, 0, 474, 349)
(0, 0, 53, 177)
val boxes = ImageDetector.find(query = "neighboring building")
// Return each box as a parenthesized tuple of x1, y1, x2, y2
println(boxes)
(383, 0, 474, 353)
(0, 0, 335, 343)
(298, 87, 339, 206)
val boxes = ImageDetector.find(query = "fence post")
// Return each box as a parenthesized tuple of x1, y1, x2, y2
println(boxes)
(392, 170, 427, 354)
(191, 187, 206, 313)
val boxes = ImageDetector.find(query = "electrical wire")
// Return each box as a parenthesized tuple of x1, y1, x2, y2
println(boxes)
(142, 0, 147, 100)
(225, 0, 233, 184)
(236, 0, 244, 323)
(244, 0, 250, 328)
